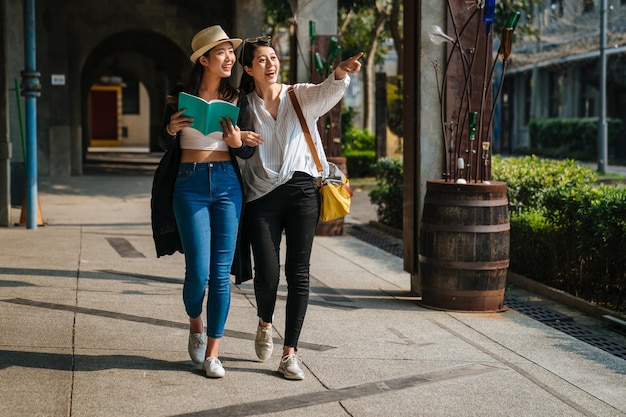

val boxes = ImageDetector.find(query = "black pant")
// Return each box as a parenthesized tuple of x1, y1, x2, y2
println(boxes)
(245, 172, 320, 349)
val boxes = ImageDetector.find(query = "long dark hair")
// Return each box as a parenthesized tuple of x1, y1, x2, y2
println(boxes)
(183, 49, 239, 102)
(239, 39, 275, 94)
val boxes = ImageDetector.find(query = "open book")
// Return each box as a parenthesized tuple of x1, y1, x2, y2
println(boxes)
(178, 92, 240, 135)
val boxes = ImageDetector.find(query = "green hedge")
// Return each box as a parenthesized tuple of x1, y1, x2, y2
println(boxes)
(344, 149, 376, 178)
(492, 155, 626, 312)
(523, 117, 625, 162)
(491, 155, 597, 214)
(342, 126, 376, 178)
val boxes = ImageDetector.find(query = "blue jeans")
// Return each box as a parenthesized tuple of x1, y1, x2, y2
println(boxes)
(173, 161, 242, 338)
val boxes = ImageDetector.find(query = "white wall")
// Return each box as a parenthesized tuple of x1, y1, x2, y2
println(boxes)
(121, 82, 149, 147)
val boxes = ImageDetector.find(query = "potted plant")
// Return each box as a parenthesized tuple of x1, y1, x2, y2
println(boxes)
(418, 0, 521, 312)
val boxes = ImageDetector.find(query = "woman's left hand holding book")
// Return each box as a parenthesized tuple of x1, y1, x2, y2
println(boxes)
(220, 117, 264, 149)
(219, 116, 242, 148)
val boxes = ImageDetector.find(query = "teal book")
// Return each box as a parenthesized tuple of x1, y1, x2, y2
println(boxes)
(178, 92, 240, 135)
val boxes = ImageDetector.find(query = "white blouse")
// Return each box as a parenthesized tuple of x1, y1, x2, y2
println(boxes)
(240, 73, 350, 202)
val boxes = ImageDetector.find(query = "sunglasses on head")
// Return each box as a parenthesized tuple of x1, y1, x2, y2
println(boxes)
(239, 36, 273, 65)
(244, 36, 272, 44)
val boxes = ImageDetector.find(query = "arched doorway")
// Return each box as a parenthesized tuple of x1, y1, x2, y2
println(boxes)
(81, 30, 189, 157)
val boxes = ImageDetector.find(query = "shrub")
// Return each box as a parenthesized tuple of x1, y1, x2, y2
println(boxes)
(541, 185, 626, 311)
(342, 127, 376, 177)
(342, 126, 375, 151)
(492, 155, 626, 312)
(369, 157, 403, 229)
(491, 155, 597, 214)
(343, 149, 376, 178)
(508, 208, 560, 282)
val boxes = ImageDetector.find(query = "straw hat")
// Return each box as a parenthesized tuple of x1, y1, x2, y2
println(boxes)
(189, 25, 242, 63)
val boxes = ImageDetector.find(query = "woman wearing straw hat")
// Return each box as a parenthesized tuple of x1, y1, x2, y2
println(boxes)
(237, 37, 362, 380)
(153, 25, 262, 378)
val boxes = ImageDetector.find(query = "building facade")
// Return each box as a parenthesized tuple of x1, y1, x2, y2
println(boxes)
(502, 0, 626, 159)
(1, 0, 343, 226)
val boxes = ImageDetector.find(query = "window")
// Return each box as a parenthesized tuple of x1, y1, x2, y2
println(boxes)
(122, 79, 140, 115)
(548, 72, 563, 118)
(583, 0, 594, 13)
(580, 86, 597, 118)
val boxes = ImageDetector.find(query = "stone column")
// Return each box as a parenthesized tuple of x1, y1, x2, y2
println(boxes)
(403, 0, 446, 294)
(49, 126, 71, 176)
(0, 1, 11, 226)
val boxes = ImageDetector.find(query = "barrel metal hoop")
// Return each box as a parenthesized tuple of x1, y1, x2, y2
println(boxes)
(423, 197, 509, 207)
(422, 288, 505, 297)
(419, 255, 510, 270)
(421, 222, 510, 233)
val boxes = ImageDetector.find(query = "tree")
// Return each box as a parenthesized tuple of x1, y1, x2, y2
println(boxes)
(339, 1, 405, 132)
(339, 4, 390, 132)
(263, 0, 292, 33)
(494, 0, 542, 41)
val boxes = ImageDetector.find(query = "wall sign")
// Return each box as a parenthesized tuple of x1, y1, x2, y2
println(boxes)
(51, 74, 65, 85)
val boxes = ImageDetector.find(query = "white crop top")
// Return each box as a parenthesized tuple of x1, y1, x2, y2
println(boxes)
(179, 128, 229, 151)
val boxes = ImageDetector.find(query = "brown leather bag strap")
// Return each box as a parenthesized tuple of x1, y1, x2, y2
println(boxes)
(288, 86, 323, 173)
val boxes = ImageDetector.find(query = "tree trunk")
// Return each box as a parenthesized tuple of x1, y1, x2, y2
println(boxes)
(363, 11, 386, 131)
(389, 0, 403, 76)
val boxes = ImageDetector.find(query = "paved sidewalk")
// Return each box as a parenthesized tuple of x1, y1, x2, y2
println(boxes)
(1, 174, 625, 417)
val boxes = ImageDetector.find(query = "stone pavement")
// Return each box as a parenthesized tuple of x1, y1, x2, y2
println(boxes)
(1, 171, 625, 417)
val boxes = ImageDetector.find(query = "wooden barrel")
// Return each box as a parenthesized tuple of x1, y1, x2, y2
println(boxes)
(418, 180, 510, 312)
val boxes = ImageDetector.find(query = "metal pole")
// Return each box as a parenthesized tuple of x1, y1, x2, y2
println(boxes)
(598, 0, 608, 174)
(21, 0, 41, 229)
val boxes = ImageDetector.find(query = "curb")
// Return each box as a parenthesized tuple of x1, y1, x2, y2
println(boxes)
(507, 271, 626, 326)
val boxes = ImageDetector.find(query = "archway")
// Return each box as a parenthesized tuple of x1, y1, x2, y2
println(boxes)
(81, 30, 190, 157)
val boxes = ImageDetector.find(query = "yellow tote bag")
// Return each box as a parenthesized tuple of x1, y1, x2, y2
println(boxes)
(319, 164, 353, 222)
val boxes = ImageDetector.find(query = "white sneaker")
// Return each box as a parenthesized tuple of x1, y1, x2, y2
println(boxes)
(203, 357, 225, 378)
(188, 332, 206, 364)
(278, 354, 304, 380)
(255, 323, 273, 362)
